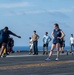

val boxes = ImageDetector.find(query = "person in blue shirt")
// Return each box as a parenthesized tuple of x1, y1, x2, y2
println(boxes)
(0, 26, 21, 57)
(45, 23, 65, 61)
(43, 32, 52, 55)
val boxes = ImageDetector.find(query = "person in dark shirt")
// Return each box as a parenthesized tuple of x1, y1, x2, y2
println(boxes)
(45, 23, 65, 61)
(8, 37, 14, 53)
(0, 26, 21, 57)
(60, 37, 65, 53)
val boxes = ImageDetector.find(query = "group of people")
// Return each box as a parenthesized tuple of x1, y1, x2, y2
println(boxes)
(29, 23, 74, 61)
(0, 23, 74, 59)
(29, 31, 39, 55)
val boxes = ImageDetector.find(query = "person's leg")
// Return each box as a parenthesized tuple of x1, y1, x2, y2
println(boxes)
(56, 43, 60, 59)
(62, 42, 65, 53)
(33, 41, 37, 55)
(30, 49, 32, 53)
(49, 44, 56, 58)
(29, 46, 33, 55)
(70, 44, 72, 53)
(46, 43, 48, 55)
(43, 44, 45, 55)
(33, 41, 35, 55)
(35, 41, 38, 55)
(45, 44, 55, 61)
(0, 42, 7, 57)
(30, 45, 33, 52)
(0, 45, 5, 56)
(29, 45, 32, 55)
(60, 46, 64, 54)
(62, 47, 64, 53)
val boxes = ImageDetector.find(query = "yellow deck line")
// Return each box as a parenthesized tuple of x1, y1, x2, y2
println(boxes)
(0, 61, 70, 70)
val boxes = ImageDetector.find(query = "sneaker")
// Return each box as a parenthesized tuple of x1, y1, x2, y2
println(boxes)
(29, 52, 31, 55)
(55, 58, 59, 61)
(33, 53, 35, 55)
(1, 53, 6, 58)
(45, 57, 51, 61)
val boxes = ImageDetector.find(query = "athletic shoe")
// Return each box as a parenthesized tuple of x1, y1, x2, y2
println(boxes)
(29, 52, 31, 55)
(1, 53, 6, 58)
(55, 58, 59, 61)
(45, 57, 51, 61)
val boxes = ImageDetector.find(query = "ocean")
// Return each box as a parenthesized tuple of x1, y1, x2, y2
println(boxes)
(13, 46, 73, 52)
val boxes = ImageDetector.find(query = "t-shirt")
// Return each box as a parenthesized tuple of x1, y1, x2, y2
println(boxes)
(0, 29, 14, 43)
(29, 39, 33, 46)
(32, 34, 39, 41)
(53, 29, 61, 39)
(70, 37, 74, 44)
(43, 35, 51, 44)
(53, 29, 62, 44)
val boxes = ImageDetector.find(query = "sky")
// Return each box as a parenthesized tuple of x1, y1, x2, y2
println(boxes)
(0, 0, 74, 46)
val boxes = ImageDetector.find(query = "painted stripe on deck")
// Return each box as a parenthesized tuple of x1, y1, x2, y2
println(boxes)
(0, 61, 72, 70)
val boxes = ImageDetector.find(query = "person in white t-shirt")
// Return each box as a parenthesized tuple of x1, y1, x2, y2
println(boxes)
(29, 37, 33, 55)
(70, 34, 74, 54)
(43, 32, 52, 55)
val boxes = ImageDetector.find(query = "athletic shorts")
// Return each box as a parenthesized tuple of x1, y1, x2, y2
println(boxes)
(43, 43, 48, 47)
(0, 42, 7, 48)
(53, 38, 61, 45)
(30, 44, 33, 49)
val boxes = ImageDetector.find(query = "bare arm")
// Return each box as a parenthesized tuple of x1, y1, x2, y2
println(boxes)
(37, 34, 40, 40)
(9, 30, 21, 38)
(60, 30, 65, 39)
(51, 31, 54, 38)
(11, 33, 21, 38)
(70, 38, 71, 45)
(43, 37, 44, 43)
(49, 37, 52, 42)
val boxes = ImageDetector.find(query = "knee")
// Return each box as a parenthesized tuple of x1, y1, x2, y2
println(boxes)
(50, 50, 53, 52)
(56, 46, 59, 50)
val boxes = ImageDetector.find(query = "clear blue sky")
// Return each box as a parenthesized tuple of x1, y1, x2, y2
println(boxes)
(0, 0, 74, 46)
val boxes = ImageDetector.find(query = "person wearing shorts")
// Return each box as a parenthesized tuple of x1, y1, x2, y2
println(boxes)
(8, 37, 14, 53)
(43, 32, 51, 55)
(0, 26, 21, 57)
(60, 38, 65, 53)
(45, 23, 65, 61)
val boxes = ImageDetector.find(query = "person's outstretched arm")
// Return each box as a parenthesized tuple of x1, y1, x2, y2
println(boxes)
(12, 33, 21, 38)
(9, 31, 21, 38)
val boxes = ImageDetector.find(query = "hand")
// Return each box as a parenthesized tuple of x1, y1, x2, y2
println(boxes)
(57, 37, 61, 39)
(18, 36, 21, 38)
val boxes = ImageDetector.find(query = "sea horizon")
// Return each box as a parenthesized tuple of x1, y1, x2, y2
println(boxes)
(13, 46, 72, 52)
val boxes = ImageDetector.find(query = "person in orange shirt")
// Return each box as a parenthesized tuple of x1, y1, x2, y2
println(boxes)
(32, 31, 39, 55)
